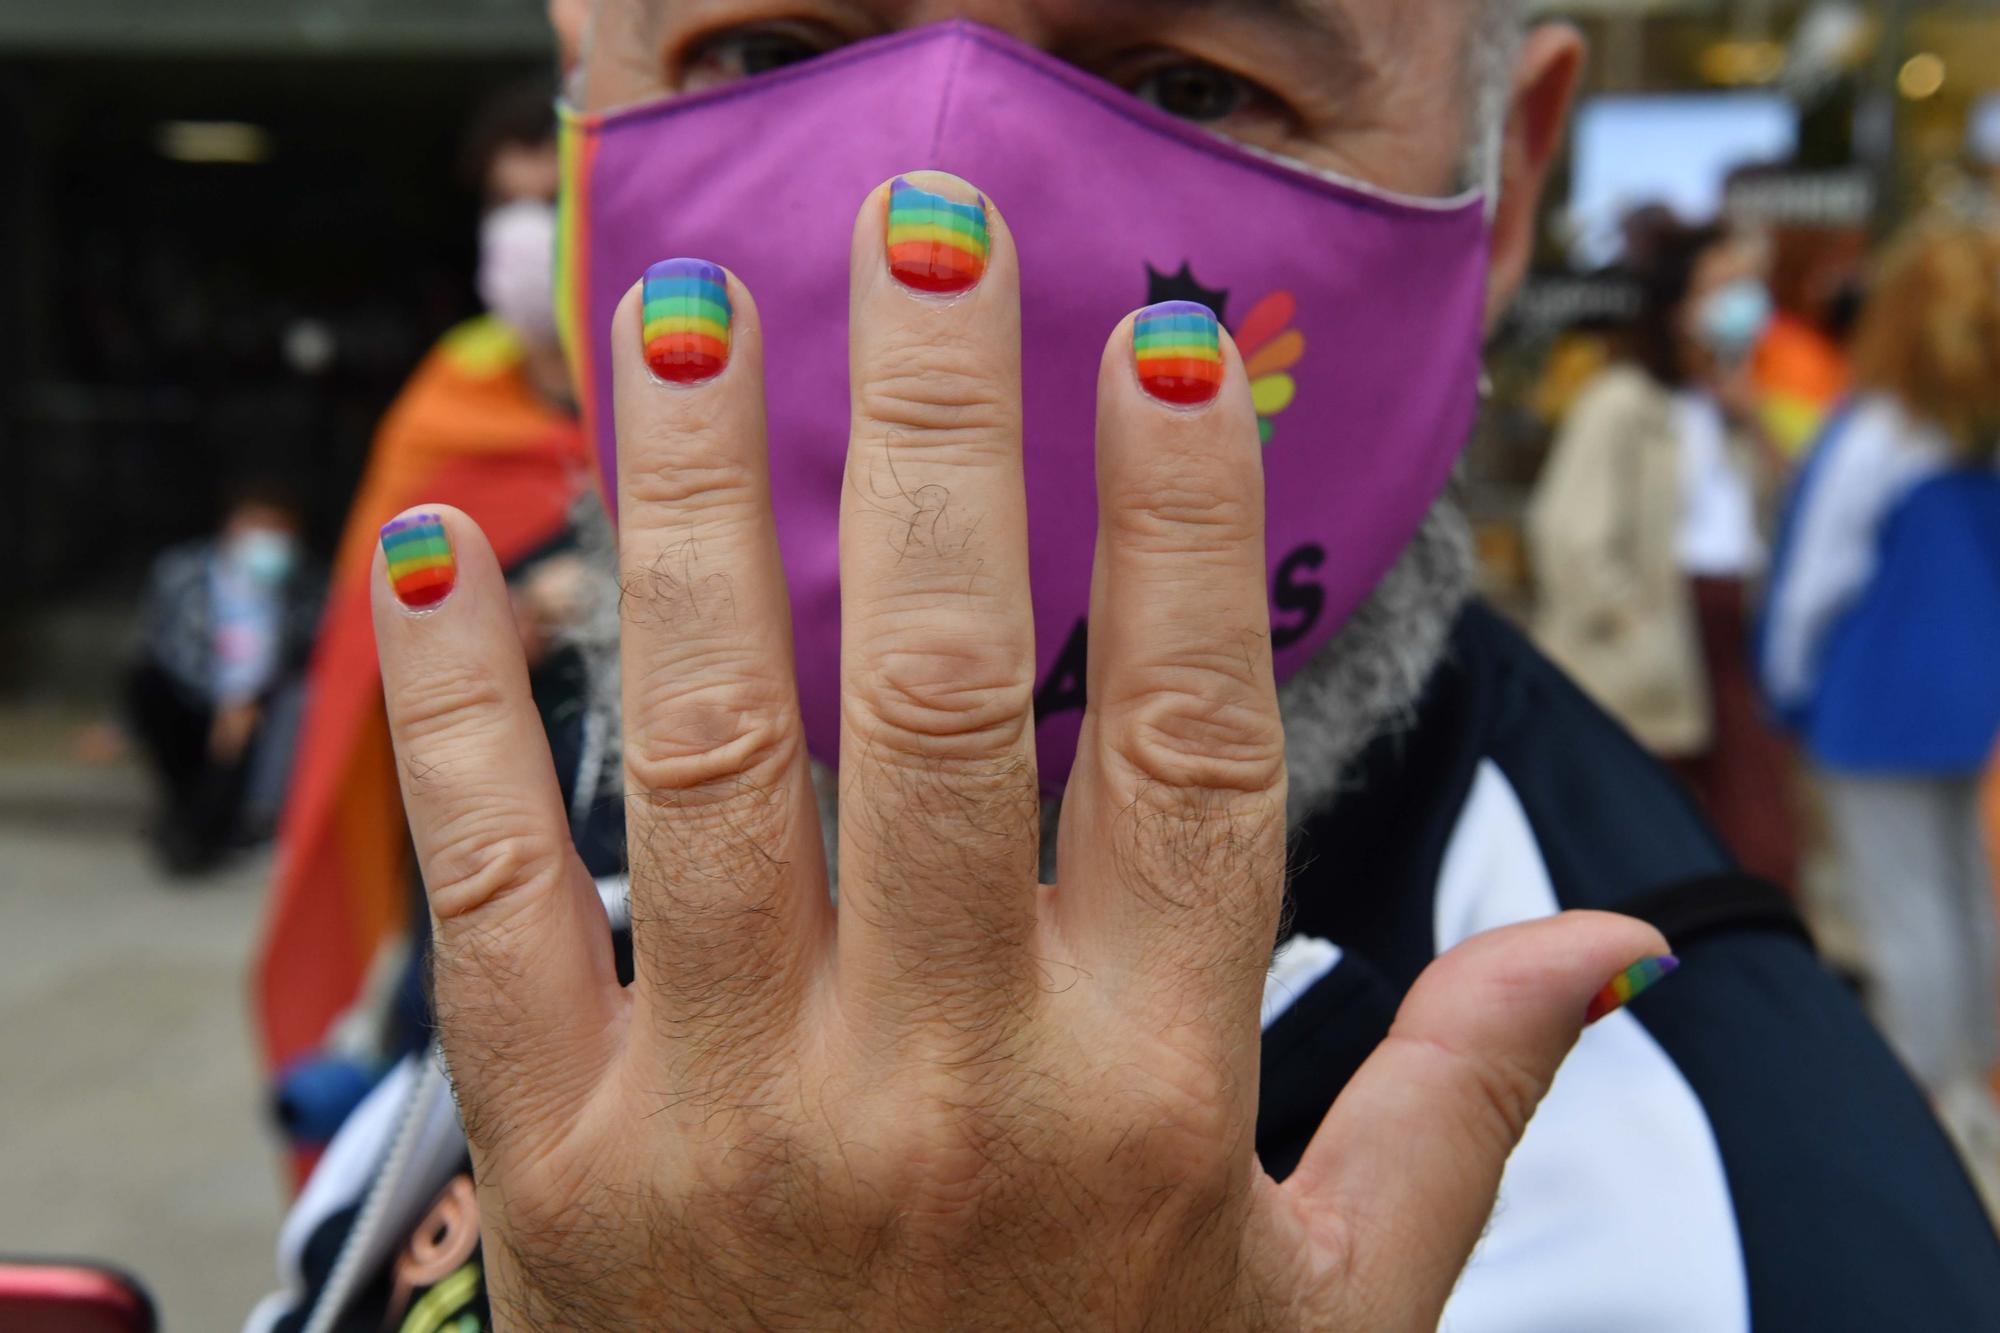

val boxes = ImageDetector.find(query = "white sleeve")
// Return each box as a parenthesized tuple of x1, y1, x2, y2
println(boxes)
(1432, 763, 1749, 1333)
(1762, 401, 1943, 710)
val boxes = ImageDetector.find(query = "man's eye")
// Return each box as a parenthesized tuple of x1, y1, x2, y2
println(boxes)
(680, 24, 838, 91)
(1132, 61, 1251, 124)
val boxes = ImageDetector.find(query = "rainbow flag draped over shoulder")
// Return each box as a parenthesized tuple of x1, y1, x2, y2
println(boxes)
(1753, 312, 1850, 459)
(255, 317, 588, 1097)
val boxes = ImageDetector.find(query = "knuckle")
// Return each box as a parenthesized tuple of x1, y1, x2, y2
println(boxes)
(392, 667, 511, 753)
(620, 454, 760, 515)
(425, 812, 568, 924)
(856, 336, 1013, 439)
(624, 677, 801, 797)
(1105, 459, 1259, 555)
(1107, 680, 1286, 797)
(847, 642, 1035, 759)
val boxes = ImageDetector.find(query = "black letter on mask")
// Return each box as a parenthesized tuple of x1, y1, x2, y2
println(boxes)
(1270, 544, 1327, 651)
(1034, 618, 1089, 722)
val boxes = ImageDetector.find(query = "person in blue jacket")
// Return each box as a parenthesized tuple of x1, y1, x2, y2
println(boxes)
(1762, 217, 2000, 1109)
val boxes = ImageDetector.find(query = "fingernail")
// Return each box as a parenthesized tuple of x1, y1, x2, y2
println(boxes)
(886, 174, 989, 295)
(641, 258, 731, 384)
(1585, 955, 1679, 1025)
(1134, 301, 1224, 407)
(381, 512, 456, 610)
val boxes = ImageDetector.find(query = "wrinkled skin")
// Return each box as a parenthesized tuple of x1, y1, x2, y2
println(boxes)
(368, 3, 1665, 1328)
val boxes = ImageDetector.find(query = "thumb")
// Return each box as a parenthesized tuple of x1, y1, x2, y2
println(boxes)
(1280, 911, 1673, 1324)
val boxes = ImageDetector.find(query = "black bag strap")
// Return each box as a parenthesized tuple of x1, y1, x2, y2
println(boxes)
(1616, 872, 1815, 953)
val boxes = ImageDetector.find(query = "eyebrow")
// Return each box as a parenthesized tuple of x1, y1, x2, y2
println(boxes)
(1094, 0, 1367, 65)
(1119, 0, 1350, 30)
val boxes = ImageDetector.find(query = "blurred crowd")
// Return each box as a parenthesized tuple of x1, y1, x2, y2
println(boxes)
(1525, 183, 2000, 1154)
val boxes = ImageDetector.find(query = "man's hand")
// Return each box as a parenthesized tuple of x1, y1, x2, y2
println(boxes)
(372, 172, 1665, 1330)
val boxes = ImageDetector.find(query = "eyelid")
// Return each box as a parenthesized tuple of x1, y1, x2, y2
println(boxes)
(672, 16, 853, 87)
(1112, 49, 1293, 122)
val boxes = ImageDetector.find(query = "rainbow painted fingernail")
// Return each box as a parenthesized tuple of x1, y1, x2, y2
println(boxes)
(1585, 955, 1679, 1025)
(641, 258, 731, 384)
(1134, 301, 1224, 407)
(381, 513, 456, 610)
(886, 176, 989, 295)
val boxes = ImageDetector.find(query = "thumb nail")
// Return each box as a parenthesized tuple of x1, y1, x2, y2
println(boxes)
(1585, 955, 1679, 1025)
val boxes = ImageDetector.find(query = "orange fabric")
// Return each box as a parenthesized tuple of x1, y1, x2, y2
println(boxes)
(254, 319, 588, 1083)
(1752, 313, 1850, 458)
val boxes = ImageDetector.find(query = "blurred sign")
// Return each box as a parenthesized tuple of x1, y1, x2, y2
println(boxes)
(1724, 169, 1876, 229)
(1511, 272, 1644, 339)
(0, 0, 547, 54)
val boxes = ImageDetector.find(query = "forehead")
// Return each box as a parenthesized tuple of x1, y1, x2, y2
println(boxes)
(604, 0, 1475, 59)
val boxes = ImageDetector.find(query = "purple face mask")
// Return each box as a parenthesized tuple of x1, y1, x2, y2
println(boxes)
(560, 20, 1491, 794)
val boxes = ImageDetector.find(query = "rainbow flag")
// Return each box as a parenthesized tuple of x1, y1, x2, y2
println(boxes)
(256, 317, 587, 1188)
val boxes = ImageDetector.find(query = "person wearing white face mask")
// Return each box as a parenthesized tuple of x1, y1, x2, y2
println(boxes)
(1531, 221, 1799, 893)
(127, 486, 321, 875)
(254, 81, 610, 1144)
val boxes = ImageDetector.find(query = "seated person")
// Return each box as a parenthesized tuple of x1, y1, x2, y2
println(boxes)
(126, 485, 318, 874)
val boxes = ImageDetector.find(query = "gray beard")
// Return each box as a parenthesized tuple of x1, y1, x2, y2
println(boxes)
(560, 485, 1475, 876)
(1275, 489, 1475, 826)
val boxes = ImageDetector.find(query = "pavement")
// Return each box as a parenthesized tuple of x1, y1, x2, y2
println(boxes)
(0, 717, 283, 1331)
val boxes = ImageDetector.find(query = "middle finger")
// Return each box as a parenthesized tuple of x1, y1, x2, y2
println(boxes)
(836, 173, 1041, 1026)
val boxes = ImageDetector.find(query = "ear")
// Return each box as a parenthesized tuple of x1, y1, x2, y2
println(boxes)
(1483, 24, 1585, 335)
(548, 0, 591, 72)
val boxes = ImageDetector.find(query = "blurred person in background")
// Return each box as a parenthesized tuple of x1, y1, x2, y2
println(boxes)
(126, 484, 321, 875)
(1760, 220, 2000, 1126)
(1529, 221, 1798, 891)
(1751, 225, 1858, 460)
(251, 78, 602, 1163)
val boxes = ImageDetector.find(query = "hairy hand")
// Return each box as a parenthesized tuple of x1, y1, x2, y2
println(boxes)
(372, 172, 1665, 1331)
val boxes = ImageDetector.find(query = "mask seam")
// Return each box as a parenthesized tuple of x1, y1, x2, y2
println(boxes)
(575, 21, 1483, 226)
(953, 31, 1481, 220)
